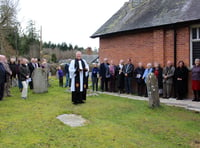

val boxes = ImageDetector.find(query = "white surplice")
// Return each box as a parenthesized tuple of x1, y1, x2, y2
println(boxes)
(69, 59, 89, 92)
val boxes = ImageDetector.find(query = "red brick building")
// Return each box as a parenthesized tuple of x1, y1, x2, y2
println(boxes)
(91, 0, 200, 98)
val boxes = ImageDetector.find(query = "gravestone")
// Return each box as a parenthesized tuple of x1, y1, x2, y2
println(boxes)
(146, 73, 160, 108)
(56, 114, 87, 127)
(32, 68, 48, 93)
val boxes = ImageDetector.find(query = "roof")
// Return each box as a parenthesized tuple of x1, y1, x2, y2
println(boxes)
(82, 54, 99, 64)
(91, 0, 200, 38)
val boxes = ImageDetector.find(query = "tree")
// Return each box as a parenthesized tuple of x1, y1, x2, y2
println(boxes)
(26, 20, 39, 42)
(0, 0, 18, 27)
(0, 0, 19, 54)
(51, 53, 57, 63)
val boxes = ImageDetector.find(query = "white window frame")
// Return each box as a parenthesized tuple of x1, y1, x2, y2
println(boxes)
(190, 25, 200, 67)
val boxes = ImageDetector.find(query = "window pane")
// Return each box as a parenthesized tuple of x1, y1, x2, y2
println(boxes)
(192, 28, 197, 39)
(192, 41, 200, 65)
(199, 28, 200, 39)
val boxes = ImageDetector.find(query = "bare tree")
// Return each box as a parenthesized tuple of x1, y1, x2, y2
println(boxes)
(0, 0, 19, 54)
(0, 0, 18, 27)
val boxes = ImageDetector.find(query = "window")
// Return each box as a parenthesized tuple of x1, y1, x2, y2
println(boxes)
(199, 28, 200, 38)
(192, 28, 197, 39)
(191, 26, 200, 66)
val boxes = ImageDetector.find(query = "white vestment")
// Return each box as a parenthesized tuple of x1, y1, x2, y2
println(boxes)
(69, 59, 89, 92)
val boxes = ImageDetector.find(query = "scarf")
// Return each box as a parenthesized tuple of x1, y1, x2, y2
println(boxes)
(74, 59, 87, 92)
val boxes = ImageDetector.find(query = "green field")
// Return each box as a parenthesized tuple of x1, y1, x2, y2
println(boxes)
(0, 78, 200, 148)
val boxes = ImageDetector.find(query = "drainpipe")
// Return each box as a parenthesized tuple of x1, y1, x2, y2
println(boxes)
(174, 27, 177, 67)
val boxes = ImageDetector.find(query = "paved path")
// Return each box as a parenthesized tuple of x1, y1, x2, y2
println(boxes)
(98, 92, 200, 112)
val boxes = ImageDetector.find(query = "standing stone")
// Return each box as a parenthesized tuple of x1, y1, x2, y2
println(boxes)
(146, 73, 160, 108)
(32, 68, 48, 93)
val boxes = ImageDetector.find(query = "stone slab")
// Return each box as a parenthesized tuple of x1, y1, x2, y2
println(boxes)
(56, 114, 87, 127)
(146, 73, 160, 108)
(32, 68, 48, 93)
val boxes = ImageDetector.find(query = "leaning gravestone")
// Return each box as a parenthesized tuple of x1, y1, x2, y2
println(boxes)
(146, 73, 160, 108)
(32, 68, 48, 93)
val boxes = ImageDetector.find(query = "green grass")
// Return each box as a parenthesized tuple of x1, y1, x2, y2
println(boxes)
(0, 77, 200, 148)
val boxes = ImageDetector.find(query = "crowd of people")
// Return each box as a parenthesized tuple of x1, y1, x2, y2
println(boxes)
(0, 54, 50, 101)
(0, 53, 200, 103)
(91, 58, 200, 102)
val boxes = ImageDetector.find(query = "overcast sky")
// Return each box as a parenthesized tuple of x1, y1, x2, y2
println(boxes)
(18, 0, 128, 49)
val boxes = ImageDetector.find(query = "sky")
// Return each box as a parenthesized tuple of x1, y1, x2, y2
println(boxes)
(18, 0, 128, 49)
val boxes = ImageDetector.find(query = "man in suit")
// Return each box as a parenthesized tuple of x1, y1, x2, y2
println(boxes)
(28, 58, 35, 89)
(1, 55, 12, 97)
(162, 61, 175, 98)
(123, 58, 134, 94)
(0, 55, 6, 100)
(99, 58, 110, 92)
(65, 63, 70, 87)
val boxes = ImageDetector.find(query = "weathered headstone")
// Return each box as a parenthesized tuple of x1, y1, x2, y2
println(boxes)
(146, 73, 160, 108)
(56, 114, 87, 127)
(32, 68, 48, 93)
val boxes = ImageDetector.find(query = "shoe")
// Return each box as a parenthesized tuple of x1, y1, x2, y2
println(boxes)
(22, 97, 27, 99)
(73, 102, 79, 105)
(7, 95, 12, 97)
(192, 98, 197, 101)
(176, 97, 183, 100)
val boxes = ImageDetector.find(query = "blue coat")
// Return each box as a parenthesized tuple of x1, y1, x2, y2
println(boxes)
(142, 68, 153, 83)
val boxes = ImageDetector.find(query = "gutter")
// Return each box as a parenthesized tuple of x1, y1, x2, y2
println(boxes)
(174, 26, 177, 67)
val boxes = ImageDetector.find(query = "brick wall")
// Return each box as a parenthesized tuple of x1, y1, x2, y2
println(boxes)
(99, 26, 190, 66)
(176, 27, 190, 66)
(100, 31, 154, 66)
(99, 26, 193, 98)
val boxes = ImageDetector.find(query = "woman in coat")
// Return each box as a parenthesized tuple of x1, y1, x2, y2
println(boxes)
(191, 58, 200, 102)
(134, 62, 145, 96)
(174, 61, 188, 100)
(152, 62, 163, 96)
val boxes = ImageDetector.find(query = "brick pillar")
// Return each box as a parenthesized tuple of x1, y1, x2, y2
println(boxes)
(153, 29, 165, 66)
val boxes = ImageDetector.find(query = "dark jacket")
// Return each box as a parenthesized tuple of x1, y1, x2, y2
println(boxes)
(92, 67, 99, 78)
(65, 63, 69, 74)
(153, 67, 163, 89)
(123, 63, 134, 77)
(134, 67, 145, 84)
(9, 62, 18, 78)
(174, 66, 189, 94)
(19, 64, 30, 81)
(174, 66, 188, 81)
(28, 62, 35, 77)
(0, 63, 6, 84)
(99, 62, 110, 78)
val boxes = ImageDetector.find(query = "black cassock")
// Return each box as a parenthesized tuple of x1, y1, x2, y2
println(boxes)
(69, 59, 89, 104)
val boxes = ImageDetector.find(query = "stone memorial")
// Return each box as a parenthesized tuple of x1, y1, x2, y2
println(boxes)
(32, 68, 48, 93)
(56, 114, 87, 127)
(146, 73, 160, 108)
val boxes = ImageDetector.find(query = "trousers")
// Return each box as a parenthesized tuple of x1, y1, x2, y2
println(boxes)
(163, 82, 173, 98)
(22, 81, 28, 98)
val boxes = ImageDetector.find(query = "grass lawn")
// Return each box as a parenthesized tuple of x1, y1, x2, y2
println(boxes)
(0, 77, 200, 148)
